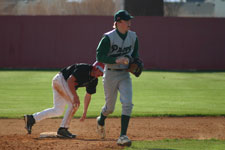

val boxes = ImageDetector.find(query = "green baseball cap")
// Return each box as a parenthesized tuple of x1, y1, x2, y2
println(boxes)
(114, 10, 134, 22)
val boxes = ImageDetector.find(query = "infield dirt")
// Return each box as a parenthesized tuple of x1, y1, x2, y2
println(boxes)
(1, 117, 225, 150)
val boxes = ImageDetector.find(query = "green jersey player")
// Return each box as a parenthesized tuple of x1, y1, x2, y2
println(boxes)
(96, 10, 139, 147)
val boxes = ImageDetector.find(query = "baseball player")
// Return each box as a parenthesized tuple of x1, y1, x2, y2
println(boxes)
(96, 10, 139, 146)
(24, 62, 104, 138)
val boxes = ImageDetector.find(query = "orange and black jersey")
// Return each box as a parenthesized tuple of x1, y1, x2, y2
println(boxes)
(60, 63, 98, 94)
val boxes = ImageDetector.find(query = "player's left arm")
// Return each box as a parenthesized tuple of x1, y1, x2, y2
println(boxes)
(124, 37, 139, 64)
(80, 93, 91, 122)
(128, 37, 144, 77)
(80, 79, 98, 122)
(131, 37, 139, 59)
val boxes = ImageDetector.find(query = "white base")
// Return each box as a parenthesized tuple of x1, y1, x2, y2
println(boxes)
(40, 132, 57, 138)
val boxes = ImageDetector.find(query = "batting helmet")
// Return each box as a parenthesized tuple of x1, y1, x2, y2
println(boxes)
(93, 61, 105, 73)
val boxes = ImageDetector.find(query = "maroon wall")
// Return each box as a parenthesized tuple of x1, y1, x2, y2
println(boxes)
(0, 16, 225, 70)
(134, 17, 225, 70)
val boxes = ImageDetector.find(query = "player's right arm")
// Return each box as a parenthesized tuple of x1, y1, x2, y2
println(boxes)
(96, 35, 116, 64)
(67, 75, 80, 108)
(97, 35, 130, 65)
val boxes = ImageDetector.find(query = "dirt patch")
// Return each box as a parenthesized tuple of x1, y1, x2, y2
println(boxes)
(0, 117, 225, 150)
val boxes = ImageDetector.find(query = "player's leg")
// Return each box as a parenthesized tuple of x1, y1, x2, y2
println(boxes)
(97, 84, 118, 139)
(24, 73, 66, 134)
(97, 71, 119, 138)
(32, 89, 66, 121)
(57, 102, 76, 138)
(32, 74, 66, 122)
(101, 72, 119, 116)
(56, 73, 77, 138)
(117, 75, 133, 146)
(100, 83, 118, 118)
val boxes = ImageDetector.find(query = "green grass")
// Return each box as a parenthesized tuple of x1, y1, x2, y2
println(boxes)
(0, 70, 225, 118)
(132, 71, 225, 117)
(0, 70, 56, 118)
(1, 70, 225, 149)
(124, 139, 225, 150)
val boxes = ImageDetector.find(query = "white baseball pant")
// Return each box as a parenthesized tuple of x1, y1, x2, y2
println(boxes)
(33, 73, 76, 128)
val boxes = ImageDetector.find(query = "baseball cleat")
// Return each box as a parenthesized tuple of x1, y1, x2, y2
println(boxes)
(57, 127, 76, 139)
(24, 115, 35, 134)
(96, 116, 105, 139)
(117, 135, 132, 147)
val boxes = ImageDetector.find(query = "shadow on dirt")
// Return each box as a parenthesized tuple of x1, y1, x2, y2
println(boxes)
(146, 148, 177, 150)
(35, 137, 116, 142)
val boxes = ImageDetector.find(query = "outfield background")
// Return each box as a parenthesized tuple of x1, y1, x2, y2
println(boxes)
(0, 16, 225, 70)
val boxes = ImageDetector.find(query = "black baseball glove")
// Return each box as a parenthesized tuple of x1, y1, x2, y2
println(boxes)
(127, 57, 144, 77)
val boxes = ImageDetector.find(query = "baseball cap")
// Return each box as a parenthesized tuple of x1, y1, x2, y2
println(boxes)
(114, 10, 134, 22)
(93, 61, 105, 73)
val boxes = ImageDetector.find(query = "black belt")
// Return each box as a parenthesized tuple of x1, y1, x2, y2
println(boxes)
(107, 68, 125, 71)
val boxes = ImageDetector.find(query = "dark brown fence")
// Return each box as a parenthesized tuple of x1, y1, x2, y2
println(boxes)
(0, 16, 225, 70)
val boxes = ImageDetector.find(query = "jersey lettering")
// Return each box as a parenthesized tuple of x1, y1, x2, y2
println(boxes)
(111, 45, 132, 57)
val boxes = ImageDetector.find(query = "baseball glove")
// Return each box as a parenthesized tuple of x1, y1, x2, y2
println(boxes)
(127, 57, 144, 77)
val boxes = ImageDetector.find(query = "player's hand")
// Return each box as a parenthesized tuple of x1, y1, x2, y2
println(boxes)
(73, 96, 80, 109)
(80, 113, 86, 122)
(116, 57, 129, 65)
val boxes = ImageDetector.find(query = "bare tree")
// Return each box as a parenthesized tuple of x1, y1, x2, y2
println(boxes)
(0, 0, 116, 15)
(164, 2, 182, 17)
